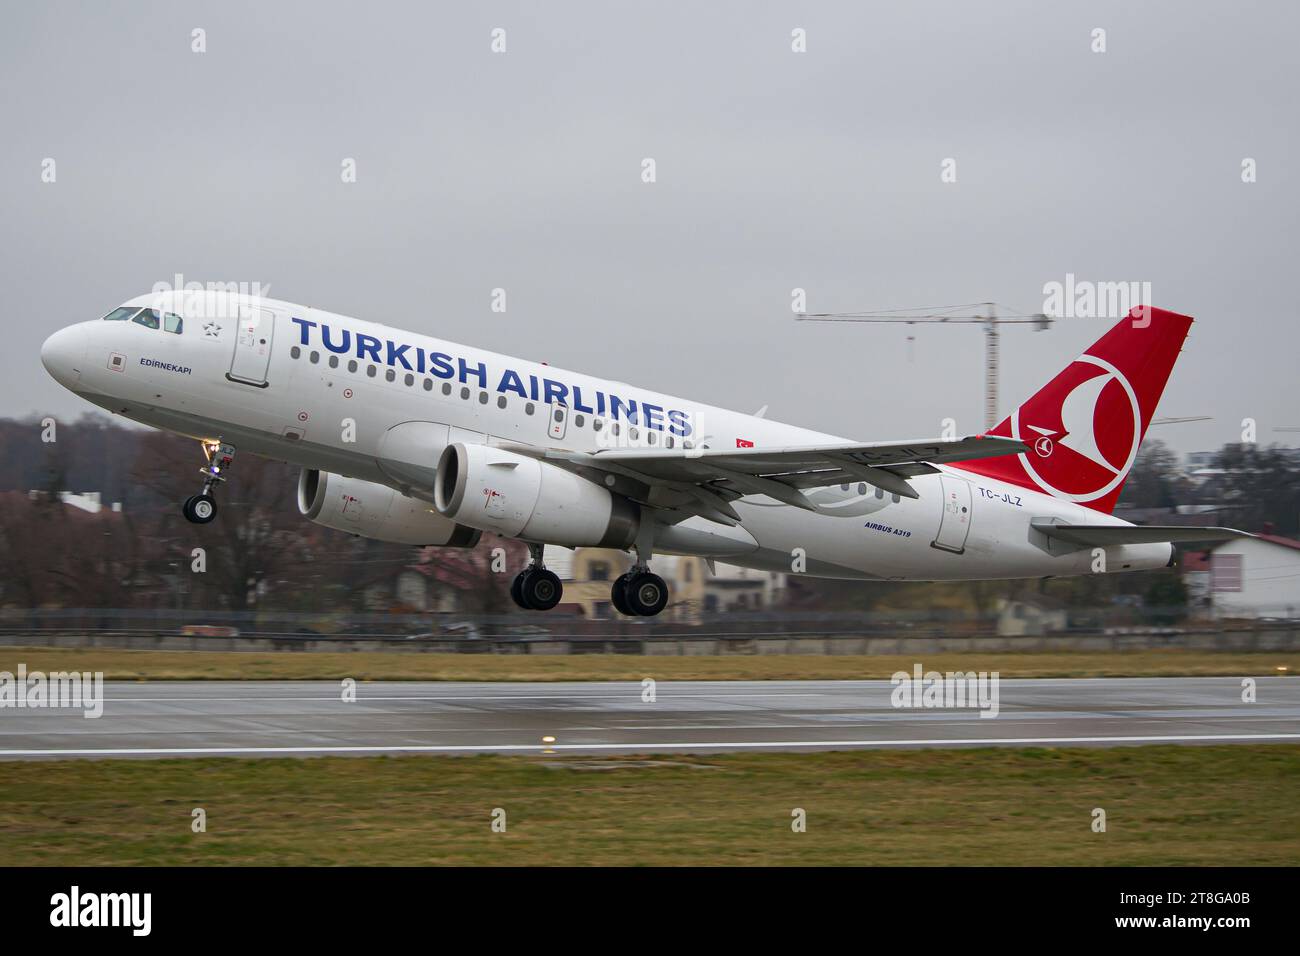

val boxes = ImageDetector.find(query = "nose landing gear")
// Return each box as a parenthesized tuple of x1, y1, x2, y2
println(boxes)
(182, 441, 235, 525)
(510, 543, 563, 611)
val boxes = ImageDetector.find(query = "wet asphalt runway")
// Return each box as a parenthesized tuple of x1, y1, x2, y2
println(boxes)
(1, 677, 1298, 759)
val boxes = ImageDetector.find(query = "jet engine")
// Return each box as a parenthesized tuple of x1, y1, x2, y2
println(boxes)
(298, 469, 481, 547)
(434, 443, 639, 548)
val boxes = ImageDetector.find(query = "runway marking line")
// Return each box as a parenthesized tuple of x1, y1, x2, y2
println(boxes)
(4, 731, 1300, 758)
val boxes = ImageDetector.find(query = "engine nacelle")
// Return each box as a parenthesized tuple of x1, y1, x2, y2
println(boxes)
(434, 443, 639, 548)
(298, 469, 481, 547)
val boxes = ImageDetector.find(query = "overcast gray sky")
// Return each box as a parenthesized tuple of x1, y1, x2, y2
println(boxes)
(3, 0, 1296, 455)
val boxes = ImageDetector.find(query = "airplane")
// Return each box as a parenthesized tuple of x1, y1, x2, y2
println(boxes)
(39, 293, 1245, 616)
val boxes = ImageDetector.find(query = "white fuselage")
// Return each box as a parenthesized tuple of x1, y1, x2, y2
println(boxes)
(41, 292, 1171, 581)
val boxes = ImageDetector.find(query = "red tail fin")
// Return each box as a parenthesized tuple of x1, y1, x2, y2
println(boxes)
(954, 306, 1192, 514)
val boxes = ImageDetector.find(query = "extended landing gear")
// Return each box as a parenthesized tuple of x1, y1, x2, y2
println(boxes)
(612, 568, 669, 617)
(182, 441, 235, 525)
(610, 526, 668, 617)
(511, 544, 563, 611)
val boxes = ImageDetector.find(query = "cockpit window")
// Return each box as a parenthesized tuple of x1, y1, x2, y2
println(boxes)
(102, 307, 139, 322)
(163, 313, 183, 334)
(132, 309, 161, 330)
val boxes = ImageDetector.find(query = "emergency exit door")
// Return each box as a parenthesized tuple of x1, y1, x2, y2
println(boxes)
(931, 475, 973, 554)
(229, 307, 275, 386)
(547, 404, 569, 440)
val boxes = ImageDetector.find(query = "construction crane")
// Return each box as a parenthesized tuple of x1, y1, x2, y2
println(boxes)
(795, 302, 1051, 430)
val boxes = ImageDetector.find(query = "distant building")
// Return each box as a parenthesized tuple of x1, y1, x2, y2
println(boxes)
(26, 489, 123, 514)
(1197, 533, 1300, 619)
(1179, 550, 1213, 608)
(547, 546, 787, 620)
(996, 594, 1068, 636)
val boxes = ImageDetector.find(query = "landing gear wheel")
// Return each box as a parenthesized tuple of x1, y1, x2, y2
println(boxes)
(510, 571, 530, 609)
(624, 571, 668, 617)
(520, 568, 562, 611)
(182, 494, 217, 524)
(182, 441, 234, 525)
(611, 573, 633, 616)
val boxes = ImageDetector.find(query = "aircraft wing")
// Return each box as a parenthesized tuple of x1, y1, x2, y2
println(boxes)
(500, 435, 1027, 526)
(1030, 518, 1250, 550)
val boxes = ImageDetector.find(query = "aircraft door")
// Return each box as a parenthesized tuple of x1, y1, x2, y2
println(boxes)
(229, 306, 275, 386)
(547, 403, 569, 441)
(931, 475, 973, 554)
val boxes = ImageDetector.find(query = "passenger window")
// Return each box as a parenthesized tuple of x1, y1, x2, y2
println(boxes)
(460, 387, 470, 400)
(310, 351, 320, 364)
(478, 391, 488, 404)
(574, 414, 584, 427)
(423, 379, 433, 391)
(385, 369, 396, 382)
(329, 355, 339, 368)
(497, 395, 507, 409)
(442, 382, 452, 395)
(132, 309, 161, 330)
(163, 313, 184, 334)
(348, 360, 358, 373)
(525, 402, 535, 415)
(405, 373, 415, 386)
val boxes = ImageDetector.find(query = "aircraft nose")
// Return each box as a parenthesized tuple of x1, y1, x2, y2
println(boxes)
(40, 325, 87, 389)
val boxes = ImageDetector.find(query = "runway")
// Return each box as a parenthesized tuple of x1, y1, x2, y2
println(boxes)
(1, 677, 1299, 759)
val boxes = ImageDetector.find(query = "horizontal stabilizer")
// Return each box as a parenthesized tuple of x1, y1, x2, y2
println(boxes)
(1030, 518, 1250, 549)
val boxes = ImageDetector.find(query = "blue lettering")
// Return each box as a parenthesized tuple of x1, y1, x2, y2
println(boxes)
(321, 324, 351, 354)
(610, 395, 639, 424)
(386, 340, 413, 371)
(642, 403, 664, 430)
(428, 352, 454, 379)
(290, 317, 316, 345)
(459, 358, 487, 387)
(668, 409, 692, 437)
(572, 385, 594, 414)
(498, 369, 528, 398)
(542, 378, 569, 405)
(356, 334, 382, 362)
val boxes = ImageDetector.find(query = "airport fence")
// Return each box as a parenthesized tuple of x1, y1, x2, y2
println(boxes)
(2, 606, 1298, 655)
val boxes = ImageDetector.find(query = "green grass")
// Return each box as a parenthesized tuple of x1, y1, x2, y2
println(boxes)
(2, 747, 1298, 865)
(1, 645, 1297, 681)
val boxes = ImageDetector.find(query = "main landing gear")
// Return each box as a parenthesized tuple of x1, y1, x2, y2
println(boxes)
(182, 441, 235, 525)
(612, 528, 669, 617)
(509, 538, 670, 618)
(510, 543, 563, 611)
(611, 567, 669, 617)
